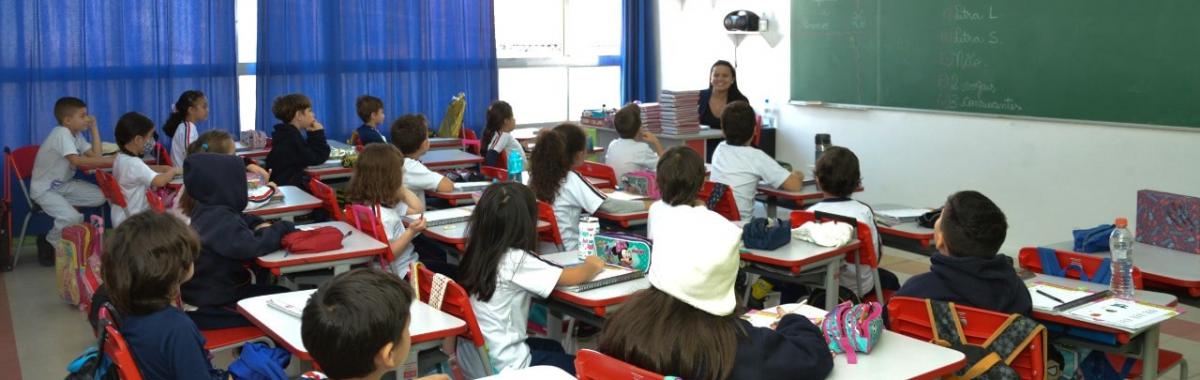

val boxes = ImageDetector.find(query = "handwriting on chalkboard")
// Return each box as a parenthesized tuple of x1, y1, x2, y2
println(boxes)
(945, 5, 1000, 21)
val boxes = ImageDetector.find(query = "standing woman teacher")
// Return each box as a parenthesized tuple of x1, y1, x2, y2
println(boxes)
(698, 60, 749, 162)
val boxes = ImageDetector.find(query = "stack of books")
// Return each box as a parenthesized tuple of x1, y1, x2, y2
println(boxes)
(874, 208, 929, 226)
(639, 102, 662, 133)
(659, 90, 701, 135)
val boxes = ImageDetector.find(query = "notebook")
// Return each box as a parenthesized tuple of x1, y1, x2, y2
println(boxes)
(742, 302, 826, 328)
(604, 191, 647, 202)
(874, 208, 929, 225)
(1028, 283, 1094, 312)
(404, 207, 474, 227)
(1064, 297, 1178, 332)
(266, 291, 314, 319)
(546, 255, 645, 292)
(452, 181, 492, 193)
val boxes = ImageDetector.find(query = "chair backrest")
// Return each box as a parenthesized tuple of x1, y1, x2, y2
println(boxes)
(410, 265, 487, 348)
(697, 181, 740, 221)
(754, 114, 763, 147)
(575, 349, 666, 380)
(145, 189, 164, 213)
(153, 143, 172, 167)
(462, 128, 481, 155)
(1017, 247, 1143, 289)
(5, 145, 39, 180)
(97, 305, 145, 380)
(309, 178, 346, 221)
(536, 200, 563, 248)
(344, 204, 392, 262)
(791, 210, 878, 268)
(94, 170, 128, 209)
(577, 161, 617, 190)
(887, 296, 1047, 380)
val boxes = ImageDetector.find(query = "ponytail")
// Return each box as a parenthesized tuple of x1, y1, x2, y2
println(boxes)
(163, 90, 206, 138)
(482, 100, 513, 150)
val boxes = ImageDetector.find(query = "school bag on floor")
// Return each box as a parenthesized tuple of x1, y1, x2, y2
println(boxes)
(927, 300, 1045, 380)
(57, 215, 104, 312)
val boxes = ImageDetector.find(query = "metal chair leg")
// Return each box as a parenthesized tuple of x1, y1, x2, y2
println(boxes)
(14, 213, 31, 268)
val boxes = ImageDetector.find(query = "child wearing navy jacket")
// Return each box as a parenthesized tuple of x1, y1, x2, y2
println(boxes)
(265, 93, 331, 189)
(180, 153, 296, 329)
(894, 190, 1032, 316)
(600, 147, 833, 380)
(101, 211, 227, 380)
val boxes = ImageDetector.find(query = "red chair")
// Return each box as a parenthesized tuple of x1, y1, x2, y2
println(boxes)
(407, 264, 493, 376)
(887, 296, 1047, 380)
(1017, 247, 1144, 290)
(697, 181, 740, 221)
(576, 161, 617, 190)
(480, 149, 509, 181)
(145, 189, 165, 213)
(790, 210, 888, 303)
(309, 178, 346, 222)
(461, 129, 481, 155)
(6, 145, 47, 267)
(94, 170, 127, 224)
(344, 204, 392, 262)
(152, 143, 172, 167)
(201, 326, 269, 353)
(537, 200, 564, 251)
(96, 306, 144, 380)
(575, 349, 665, 380)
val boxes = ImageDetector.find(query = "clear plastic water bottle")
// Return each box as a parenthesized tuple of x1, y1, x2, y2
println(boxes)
(1109, 217, 1136, 300)
(578, 216, 600, 260)
(507, 148, 524, 184)
(762, 98, 775, 128)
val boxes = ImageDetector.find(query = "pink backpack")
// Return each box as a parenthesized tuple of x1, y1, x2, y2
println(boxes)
(56, 215, 104, 312)
(821, 301, 884, 364)
(619, 170, 660, 199)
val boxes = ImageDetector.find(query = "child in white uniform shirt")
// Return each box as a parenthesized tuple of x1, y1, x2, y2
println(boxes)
(343, 143, 427, 278)
(390, 114, 454, 194)
(458, 182, 603, 374)
(482, 100, 526, 168)
(605, 103, 663, 179)
(708, 101, 805, 220)
(529, 124, 652, 252)
(111, 112, 180, 227)
(162, 90, 208, 168)
(30, 97, 112, 263)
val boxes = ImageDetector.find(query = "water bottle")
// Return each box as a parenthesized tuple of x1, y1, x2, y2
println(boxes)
(507, 148, 524, 184)
(814, 134, 832, 163)
(762, 98, 775, 128)
(578, 216, 600, 260)
(1109, 217, 1136, 300)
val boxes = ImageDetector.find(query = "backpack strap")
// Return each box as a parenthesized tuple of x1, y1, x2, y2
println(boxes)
(706, 183, 728, 211)
(1089, 258, 1112, 285)
(982, 314, 1045, 366)
(926, 300, 968, 346)
(1037, 247, 1067, 277)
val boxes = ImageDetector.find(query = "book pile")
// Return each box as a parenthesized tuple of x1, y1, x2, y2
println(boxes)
(874, 208, 928, 226)
(639, 102, 662, 133)
(659, 90, 701, 135)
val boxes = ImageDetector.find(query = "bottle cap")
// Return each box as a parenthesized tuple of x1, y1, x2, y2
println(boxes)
(1114, 217, 1128, 228)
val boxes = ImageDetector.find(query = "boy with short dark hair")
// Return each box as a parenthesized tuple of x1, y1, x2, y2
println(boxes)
(355, 95, 387, 144)
(708, 101, 804, 220)
(265, 93, 331, 189)
(895, 190, 1032, 315)
(390, 114, 453, 194)
(301, 269, 448, 380)
(31, 96, 112, 265)
(605, 103, 663, 179)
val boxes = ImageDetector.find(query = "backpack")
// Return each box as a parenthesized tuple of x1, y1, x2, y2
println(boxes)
(821, 301, 884, 364)
(927, 300, 1046, 380)
(436, 92, 466, 138)
(57, 215, 104, 312)
(705, 182, 730, 211)
(595, 232, 652, 271)
(619, 171, 660, 199)
(1036, 247, 1111, 284)
(1072, 224, 1114, 253)
(240, 130, 269, 149)
(741, 217, 791, 250)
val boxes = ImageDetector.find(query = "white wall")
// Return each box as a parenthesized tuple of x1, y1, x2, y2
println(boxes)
(658, 0, 1200, 252)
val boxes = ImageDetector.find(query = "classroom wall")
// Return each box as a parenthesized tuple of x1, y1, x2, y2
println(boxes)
(658, 0, 1200, 252)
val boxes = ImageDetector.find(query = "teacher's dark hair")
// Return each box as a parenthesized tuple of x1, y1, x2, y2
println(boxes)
(709, 60, 748, 103)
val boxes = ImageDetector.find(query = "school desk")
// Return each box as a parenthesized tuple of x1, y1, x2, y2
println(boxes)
(422, 218, 553, 252)
(756, 183, 863, 219)
(1025, 273, 1179, 379)
(256, 221, 388, 276)
(1046, 240, 1200, 298)
(235, 141, 269, 159)
(740, 239, 862, 311)
(244, 185, 322, 221)
(591, 192, 651, 227)
(781, 305, 967, 380)
(237, 289, 467, 368)
(79, 156, 156, 174)
(428, 137, 462, 151)
(478, 366, 574, 379)
(304, 159, 353, 181)
(872, 203, 935, 248)
(585, 176, 612, 189)
(538, 251, 651, 327)
(585, 124, 725, 158)
(421, 149, 484, 171)
(425, 189, 479, 206)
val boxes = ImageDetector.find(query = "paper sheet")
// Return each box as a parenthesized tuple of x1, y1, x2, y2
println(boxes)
(1028, 283, 1095, 311)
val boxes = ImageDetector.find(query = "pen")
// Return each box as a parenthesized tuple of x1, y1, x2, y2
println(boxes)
(1035, 289, 1065, 304)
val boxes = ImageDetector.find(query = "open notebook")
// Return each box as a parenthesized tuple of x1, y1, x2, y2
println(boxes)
(546, 255, 645, 292)
(1028, 283, 1178, 332)
(404, 207, 474, 227)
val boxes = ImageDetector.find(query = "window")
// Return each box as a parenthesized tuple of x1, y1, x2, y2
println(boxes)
(495, 0, 622, 124)
(235, 0, 257, 132)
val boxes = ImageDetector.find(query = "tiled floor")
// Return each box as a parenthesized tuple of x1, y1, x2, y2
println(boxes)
(4, 243, 1199, 379)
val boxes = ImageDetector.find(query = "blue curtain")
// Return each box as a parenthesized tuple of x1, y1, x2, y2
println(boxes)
(255, 0, 499, 141)
(621, 0, 659, 104)
(0, 0, 241, 148)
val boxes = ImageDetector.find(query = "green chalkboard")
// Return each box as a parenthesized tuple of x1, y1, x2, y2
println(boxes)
(790, 0, 1200, 128)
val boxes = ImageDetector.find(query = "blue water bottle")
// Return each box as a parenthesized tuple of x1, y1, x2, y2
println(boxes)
(508, 149, 524, 183)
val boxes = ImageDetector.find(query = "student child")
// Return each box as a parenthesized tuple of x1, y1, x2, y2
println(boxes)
(482, 100, 525, 167)
(894, 190, 1032, 316)
(301, 268, 449, 380)
(162, 90, 208, 168)
(30, 97, 111, 265)
(172, 130, 273, 219)
(709, 101, 805, 220)
(600, 149, 833, 380)
(529, 123, 651, 251)
(180, 153, 296, 329)
(389, 114, 454, 193)
(605, 103, 663, 179)
(265, 93, 331, 189)
(354, 95, 388, 145)
(343, 143, 427, 277)
(111, 112, 180, 227)
(101, 211, 228, 379)
(805, 146, 898, 299)
(458, 182, 604, 374)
